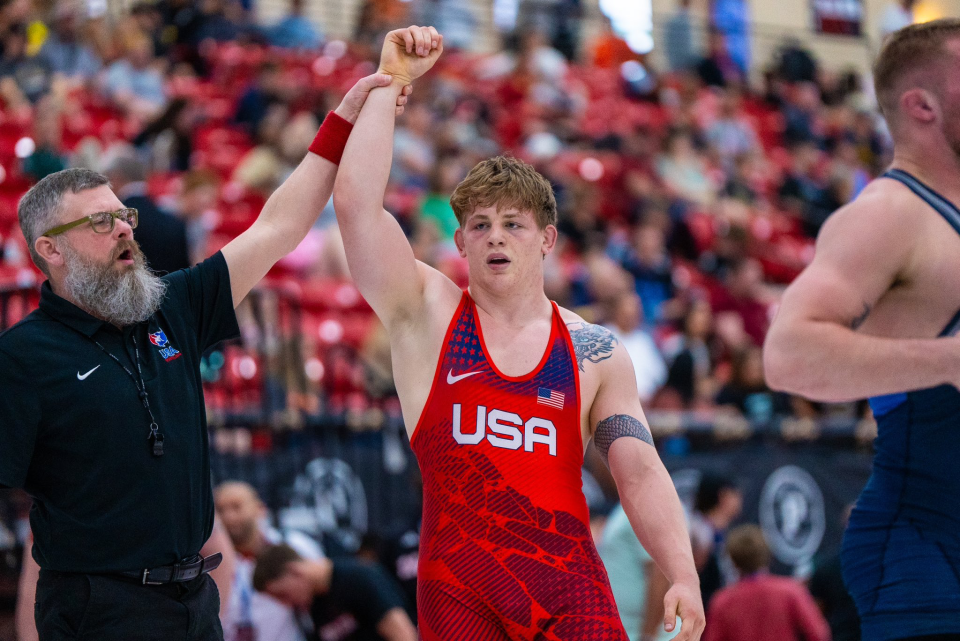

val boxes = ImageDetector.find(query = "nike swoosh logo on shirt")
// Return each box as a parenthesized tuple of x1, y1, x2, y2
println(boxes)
(447, 370, 482, 384)
(77, 365, 100, 381)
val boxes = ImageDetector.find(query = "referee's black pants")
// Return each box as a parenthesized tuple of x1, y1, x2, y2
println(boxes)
(35, 568, 223, 640)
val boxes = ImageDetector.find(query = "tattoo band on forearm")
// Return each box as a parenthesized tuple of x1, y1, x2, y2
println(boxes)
(566, 322, 618, 372)
(594, 414, 654, 466)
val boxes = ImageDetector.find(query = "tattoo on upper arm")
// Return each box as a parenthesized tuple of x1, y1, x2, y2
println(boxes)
(850, 302, 871, 330)
(593, 414, 654, 466)
(566, 322, 618, 372)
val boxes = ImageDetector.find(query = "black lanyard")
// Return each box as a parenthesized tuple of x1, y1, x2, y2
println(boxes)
(90, 334, 164, 457)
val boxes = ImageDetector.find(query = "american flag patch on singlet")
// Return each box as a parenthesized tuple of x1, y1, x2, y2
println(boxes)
(537, 387, 564, 409)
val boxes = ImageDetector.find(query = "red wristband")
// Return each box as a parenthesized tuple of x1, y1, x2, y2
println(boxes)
(308, 111, 354, 165)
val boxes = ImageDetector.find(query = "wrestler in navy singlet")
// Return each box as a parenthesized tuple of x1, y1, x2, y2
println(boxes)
(841, 169, 960, 641)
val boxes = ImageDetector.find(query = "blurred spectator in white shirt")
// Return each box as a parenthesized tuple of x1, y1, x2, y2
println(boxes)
(604, 291, 668, 403)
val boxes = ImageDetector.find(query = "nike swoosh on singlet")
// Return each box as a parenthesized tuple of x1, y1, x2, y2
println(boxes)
(447, 370, 482, 384)
(77, 365, 101, 381)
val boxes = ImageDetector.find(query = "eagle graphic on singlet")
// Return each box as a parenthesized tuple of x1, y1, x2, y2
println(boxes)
(410, 293, 628, 640)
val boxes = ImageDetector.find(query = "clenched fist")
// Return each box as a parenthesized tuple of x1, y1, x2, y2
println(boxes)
(378, 25, 443, 85)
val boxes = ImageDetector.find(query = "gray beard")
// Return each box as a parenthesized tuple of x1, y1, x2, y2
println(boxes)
(61, 241, 167, 326)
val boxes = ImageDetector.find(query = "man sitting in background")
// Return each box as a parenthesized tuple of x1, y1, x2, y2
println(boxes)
(214, 481, 324, 641)
(254, 544, 416, 641)
(703, 525, 829, 641)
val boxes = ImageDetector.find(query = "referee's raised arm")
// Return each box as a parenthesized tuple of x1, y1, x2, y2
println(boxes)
(220, 71, 411, 309)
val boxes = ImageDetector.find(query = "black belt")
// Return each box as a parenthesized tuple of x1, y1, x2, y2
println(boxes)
(115, 553, 223, 585)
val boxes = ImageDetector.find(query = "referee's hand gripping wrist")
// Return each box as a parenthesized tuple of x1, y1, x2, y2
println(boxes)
(378, 25, 444, 86)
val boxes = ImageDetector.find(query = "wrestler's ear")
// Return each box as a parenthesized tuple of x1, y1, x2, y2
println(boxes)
(901, 88, 937, 125)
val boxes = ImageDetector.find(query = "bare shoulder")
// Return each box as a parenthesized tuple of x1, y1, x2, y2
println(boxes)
(417, 262, 464, 319)
(389, 261, 462, 334)
(558, 307, 620, 373)
(817, 177, 926, 248)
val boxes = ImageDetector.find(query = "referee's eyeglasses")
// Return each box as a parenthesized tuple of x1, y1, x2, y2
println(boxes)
(42, 208, 139, 237)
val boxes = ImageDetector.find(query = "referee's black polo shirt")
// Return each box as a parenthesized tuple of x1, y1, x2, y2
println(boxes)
(0, 251, 239, 573)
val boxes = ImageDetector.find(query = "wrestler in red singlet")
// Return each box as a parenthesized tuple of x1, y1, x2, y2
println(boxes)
(411, 293, 628, 641)
(334, 25, 704, 641)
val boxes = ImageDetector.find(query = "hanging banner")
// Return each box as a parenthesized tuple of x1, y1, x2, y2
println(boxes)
(812, 0, 864, 35)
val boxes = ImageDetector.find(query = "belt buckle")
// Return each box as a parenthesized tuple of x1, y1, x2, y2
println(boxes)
(142, 568, 164, 585)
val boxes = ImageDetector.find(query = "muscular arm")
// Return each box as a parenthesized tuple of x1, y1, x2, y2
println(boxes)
(584, 326, 704, 640)
(333, 27, 446, 329)
(220, 73, 409, 309)
(764, 190, 959, 401)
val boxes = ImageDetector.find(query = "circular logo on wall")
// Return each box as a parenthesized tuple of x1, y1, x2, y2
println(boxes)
(278, 457, 368, 553)
(759, 465, 826, 566)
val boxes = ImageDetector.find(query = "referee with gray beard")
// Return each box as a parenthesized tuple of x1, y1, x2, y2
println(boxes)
(0, 61, 416, 640)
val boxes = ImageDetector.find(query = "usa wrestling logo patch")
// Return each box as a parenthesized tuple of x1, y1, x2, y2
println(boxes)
(148, 328, 181, 362)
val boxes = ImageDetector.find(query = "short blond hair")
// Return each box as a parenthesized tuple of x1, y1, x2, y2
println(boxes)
(874, 18, 960, 120)
(449, 156, 557, 229)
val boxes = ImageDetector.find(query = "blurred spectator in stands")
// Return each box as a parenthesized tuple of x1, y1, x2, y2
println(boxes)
(604, 291, 667, 403)
(518, 0, 581, 60)
(722, 152, 759, 205)
(690, 473, 742, 610)
(268, 0, 322, 50)
(518, 28, 568, 86)
(176, 169, 221, 263)
(704, 525, 830, 641)
(415, 0, 477, 51)
(809, 505, 861, 641)
(129, 1, 170, 59)
(0, 0, 34, 36)
(392, 102, 436, 190)
(662, 298, 716, 408)
(711, 0, 750, 78)
(778, 138, 834, 237)
(657, 128, 716, 207)
(696, 29, 741, 88)
(158, 0, 204, 51)
(599, 503, 677, 641)
(619, 218, 677, 325)
(418, 155, 465, 243)
(705, 88, 758, 170)
(588, 15, 637, 69)
(102, 145, 190, 275)
(215, 482, 323, 641)
(234, 61, 289, 136)
(713, 257, 773, 346)
(825, 135, 869, 206)
(20, 96, 65, 180)
(879, 0, 915, 40)
(353, 0, 410, 49)
(254, 544, 417, 641)
(0, 21, 51, 108)
(715, 346, 793, 421)
(102, 29, 168, 122)
(194, 0, 256, 45)
(134, 97, 202, 172)
(782, 81, 824, 147)
(37, 1, 102, 85)
(776, 39, 818, 84)
(664, 0, 697, 72)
